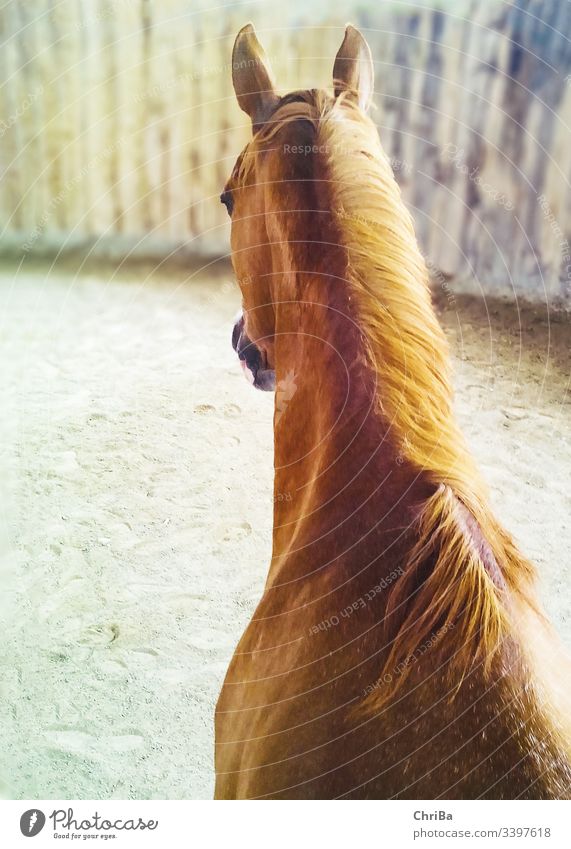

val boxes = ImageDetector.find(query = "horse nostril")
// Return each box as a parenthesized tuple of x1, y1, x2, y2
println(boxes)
(232, 313, 244, 352)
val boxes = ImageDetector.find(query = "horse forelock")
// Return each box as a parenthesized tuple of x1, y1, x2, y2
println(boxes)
(231, 90, 329, 185)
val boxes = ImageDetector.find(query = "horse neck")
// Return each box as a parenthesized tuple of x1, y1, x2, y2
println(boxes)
(268, 248, 432, 585)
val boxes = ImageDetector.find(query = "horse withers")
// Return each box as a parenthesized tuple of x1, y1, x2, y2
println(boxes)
(215, 23, 571, 799)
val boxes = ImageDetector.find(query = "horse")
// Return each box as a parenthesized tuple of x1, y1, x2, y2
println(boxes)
(214, 23, 571, 799)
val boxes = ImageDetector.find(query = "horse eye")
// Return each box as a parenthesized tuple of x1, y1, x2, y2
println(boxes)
(220, 190, 234, 216)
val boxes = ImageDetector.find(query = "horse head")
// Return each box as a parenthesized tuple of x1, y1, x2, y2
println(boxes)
(224, 23, 373, 392)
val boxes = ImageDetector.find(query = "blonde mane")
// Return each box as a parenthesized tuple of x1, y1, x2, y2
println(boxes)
(315, 94, 544, 707)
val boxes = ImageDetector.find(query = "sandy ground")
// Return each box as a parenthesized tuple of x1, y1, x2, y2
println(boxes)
(0, 264, 570, 800)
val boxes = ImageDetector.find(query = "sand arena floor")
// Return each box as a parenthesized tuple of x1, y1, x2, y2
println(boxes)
(1, 263, 570, 799)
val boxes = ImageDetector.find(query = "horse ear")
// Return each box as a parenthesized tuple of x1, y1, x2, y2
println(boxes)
(232, 23, 279, 131)
(333, 24, 374, 112)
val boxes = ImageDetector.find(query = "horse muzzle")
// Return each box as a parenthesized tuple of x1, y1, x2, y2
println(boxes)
(231, 312, 275, 391)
